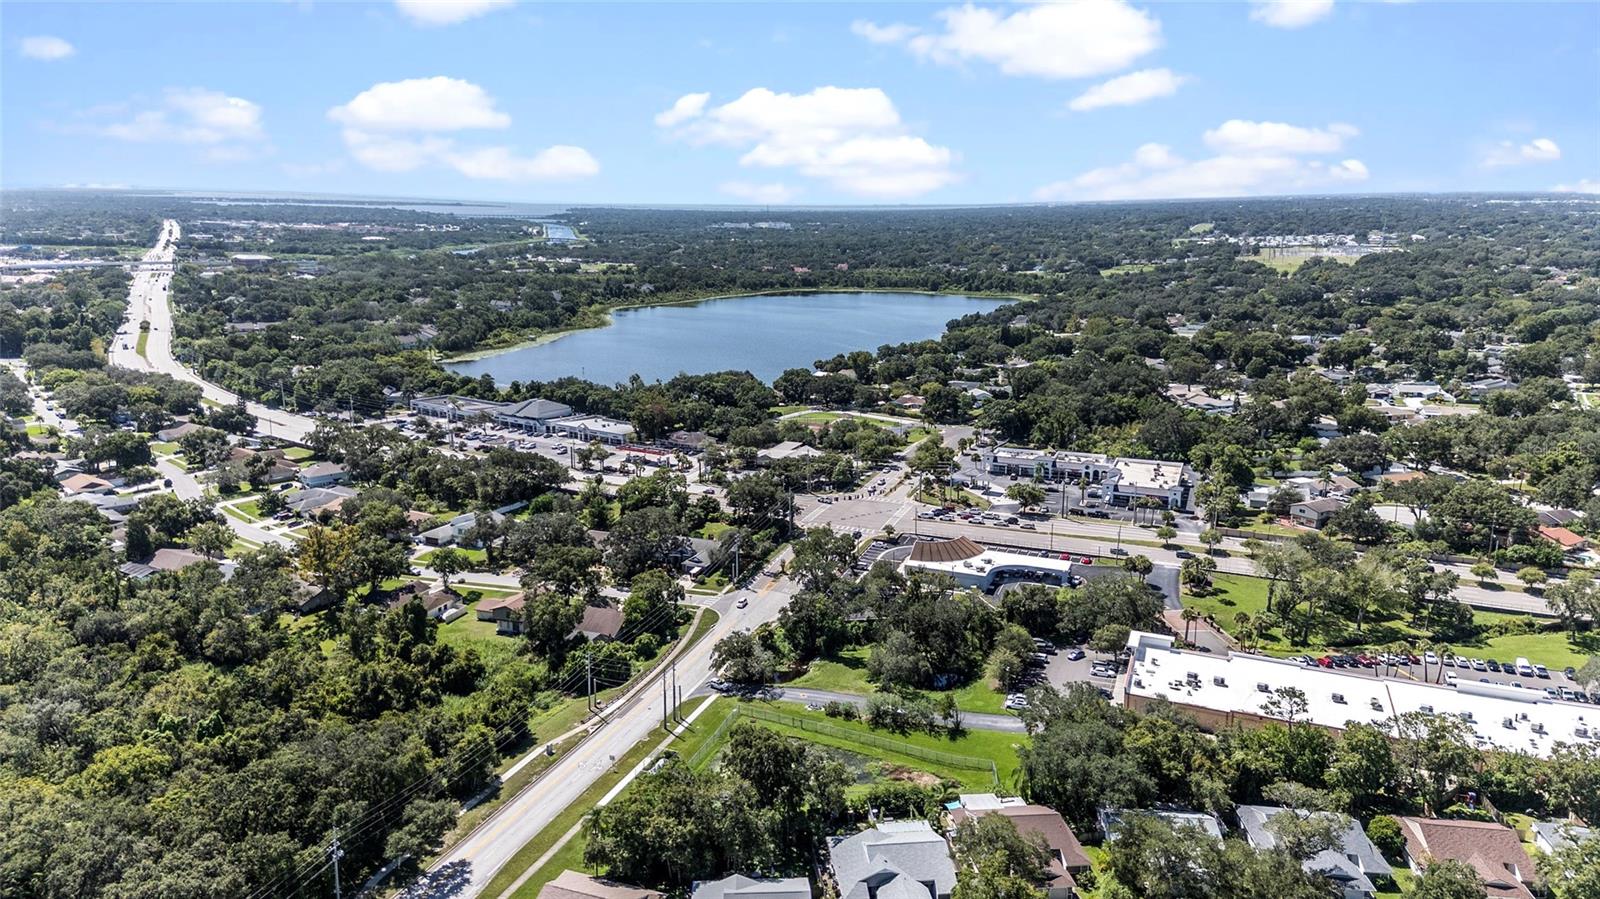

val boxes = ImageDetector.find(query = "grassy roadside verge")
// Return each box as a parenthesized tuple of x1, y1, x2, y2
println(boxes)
(434, 608, 721, 891)
(136, 324, 150, 358)
(482, 695, 718, 899)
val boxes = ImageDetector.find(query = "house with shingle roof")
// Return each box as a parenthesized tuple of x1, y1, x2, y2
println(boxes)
(536, 871, 660, 899)
(690, 875, 810, 899)
(1395, 817, 1537, 899)
(828, 820, 956, 899)
(949, 795, 1088, 899)
(1237, 805, 1393, 899)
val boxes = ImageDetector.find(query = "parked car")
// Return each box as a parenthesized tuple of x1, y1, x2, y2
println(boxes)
(1174, 550, 1194, 559)
(1065, 648, 1085, 661)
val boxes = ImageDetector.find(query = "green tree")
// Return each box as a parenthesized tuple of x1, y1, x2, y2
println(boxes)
(430, 546, 468, 591)
(1406, 859, 1485, 899)
(712, 630, 775, 684)
(1515, 566, 1547, 590)
(185, 520, 233, 560)
(1542, 834, 1600, 899)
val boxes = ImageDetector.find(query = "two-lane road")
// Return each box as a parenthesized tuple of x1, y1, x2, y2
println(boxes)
(406, 574, 797, 899)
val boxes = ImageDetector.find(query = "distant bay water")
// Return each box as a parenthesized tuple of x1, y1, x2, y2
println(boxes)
(445, 291, 1011, 386)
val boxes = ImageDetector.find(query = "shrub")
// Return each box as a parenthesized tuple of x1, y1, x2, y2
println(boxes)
(1367, 815, 1405, 860)
(823, 700, 857, 720)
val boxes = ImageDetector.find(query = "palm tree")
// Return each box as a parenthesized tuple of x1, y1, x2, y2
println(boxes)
(1181, 607, 1201, 643)
(1233, 612, 1253, 649)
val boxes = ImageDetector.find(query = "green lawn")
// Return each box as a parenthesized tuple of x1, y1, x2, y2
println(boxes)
(788, 646, 1013, 716)
(135, 327, 150, 358)
(1184, 574, 1595, 669)
(282, 446, 315, 460)
(416, 546, 489, 567)
(784, 411, 846, 426)
(150, 441, 179, 455)
(696, 521, 733, 540)
(1099, 263, 1156, 276)
(437, 600, 522, 671)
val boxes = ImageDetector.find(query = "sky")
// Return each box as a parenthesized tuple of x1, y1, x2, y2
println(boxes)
(3, 0, 1598, 205)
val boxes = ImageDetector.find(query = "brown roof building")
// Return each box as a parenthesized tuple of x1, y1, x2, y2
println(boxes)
(949, 798, 1088, 898)
(537, 871, 661, 899)
(907, 536, 985, 564)
(1395, 817, 1537, 899)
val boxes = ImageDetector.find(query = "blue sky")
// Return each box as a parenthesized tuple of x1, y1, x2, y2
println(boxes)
(4, 0, 1597, 204)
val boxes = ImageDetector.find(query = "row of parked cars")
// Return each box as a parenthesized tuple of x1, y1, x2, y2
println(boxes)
(1294, 652, 1594, 703)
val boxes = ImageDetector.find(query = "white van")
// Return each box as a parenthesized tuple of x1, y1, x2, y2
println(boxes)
(1515, 657, 1534, 677)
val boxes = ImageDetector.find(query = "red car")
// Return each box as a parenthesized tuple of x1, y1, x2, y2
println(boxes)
(1080, 556, 1093, 564)
(1316, 656, 1335, 668)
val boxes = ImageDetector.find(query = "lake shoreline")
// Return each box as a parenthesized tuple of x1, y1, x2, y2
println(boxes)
(440, 287, 1033, 364)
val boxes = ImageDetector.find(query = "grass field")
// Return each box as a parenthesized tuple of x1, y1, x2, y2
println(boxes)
(416, 546, 489, 567)
(136, 326, 150, 358)
(1099, 263, 1156, 276)
(1182, 574, 1596, 668)
(282, 446, 315, 460)
(150, 441, 179, 455)
(788, 646, 1013, 715)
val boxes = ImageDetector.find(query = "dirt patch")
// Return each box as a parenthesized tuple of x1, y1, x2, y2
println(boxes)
(879, 765, 941, 788)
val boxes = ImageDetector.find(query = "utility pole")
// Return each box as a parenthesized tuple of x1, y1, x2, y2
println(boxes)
(671, 663, 679, 721)
(662, 673, 669, 730)
(585, 652, 594, 710)
(328, 831, 345, 899)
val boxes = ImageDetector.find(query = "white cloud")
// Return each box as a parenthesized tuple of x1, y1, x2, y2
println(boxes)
(850, 20, 919, 45)
(1202, 119, 1357, 155)
(1068, 68, 1187, 112)
(85, 88, 266, 160)
(20, 35, 74, 61)
(446, 145, 599, 180)
(393, 0, 513, 26)
(720, 181, 801, 204)
(1481, 137, 1562, 167)
(658, 86, 959, 198)
(1035, 119, 1369, 201)
(1553, 178, 1600, 194)
(328, 77, 510, 132)
(654, 93, 709, 128)
(855, 0, 1161, 80)
(1249, 0, 1335, 28)
(329, 77, 595, 181)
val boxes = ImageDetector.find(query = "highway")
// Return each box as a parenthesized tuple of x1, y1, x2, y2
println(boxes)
(405, 572, 797, 899)
(107, 220, 318, 443)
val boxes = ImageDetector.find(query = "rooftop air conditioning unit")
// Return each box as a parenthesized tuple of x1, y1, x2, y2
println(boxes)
(1332, 693, 1346, 704)
(1256, 682, 1270, 693)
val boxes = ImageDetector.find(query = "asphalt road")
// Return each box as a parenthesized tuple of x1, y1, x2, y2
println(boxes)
(108, 220, 318, 443)
(770, 686, 1029, 733)
(404, 570, 798, 899)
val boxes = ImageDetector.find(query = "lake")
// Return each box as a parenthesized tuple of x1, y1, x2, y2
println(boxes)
(445, 291, 1011, 386)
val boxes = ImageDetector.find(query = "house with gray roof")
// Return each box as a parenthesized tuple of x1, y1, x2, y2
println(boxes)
(690, 875, 810, 899)
(1237, 804, 1393, 899)
(1529, 820, 1593, 856)
(417, 510, 506, 547)
(828, 820, 956, 899)
(284, 486, 356, 516)
(1097, 807, 1223, 843)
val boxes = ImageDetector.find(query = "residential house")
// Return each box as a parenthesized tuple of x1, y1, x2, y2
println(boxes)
(893, 394, 926, 412)
(828, 820, 957, 899)
(494, 398, 577, 433)
(298, 462, 349, 488)
(1529, 820, 1592, 856)
(691, 876, 809, 899)
(417, 510, 505, 547)
(284, 486, 357, 517)
(476, 593, 527, 636)
(536, 871, 662, 899)
(671, 537, 723, 576)
(1097, 807, 1224, 843)
(1237, 805, 1393, 899)
(157, 421, 204, 442)
(1290, 497, 1344, 529)
(1536, 509, 1582, 528)
(1537, 526, 1588, 556)
(1312, 416, 1343, 440)
(949, 795, 1088, 899)
(59, 472, 115, 496)
(118, 547, 235, 581)
(1463, 377, 1516, 401)
(572, 603, 625, 641)
(1394, 817, 1537, 899)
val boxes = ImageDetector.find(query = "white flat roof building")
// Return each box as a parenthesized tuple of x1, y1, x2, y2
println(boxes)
(1121, 632, 1598, 758)
(547, 414, 635, 444)
(899, 536, 1074, 592)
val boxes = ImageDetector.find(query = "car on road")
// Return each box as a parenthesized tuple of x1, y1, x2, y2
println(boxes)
(736, 597, 748, 609)
(1019, 522, 1036, 529)
(1004, 695, 1029, 711)
(1174, 550, 1194, 559)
